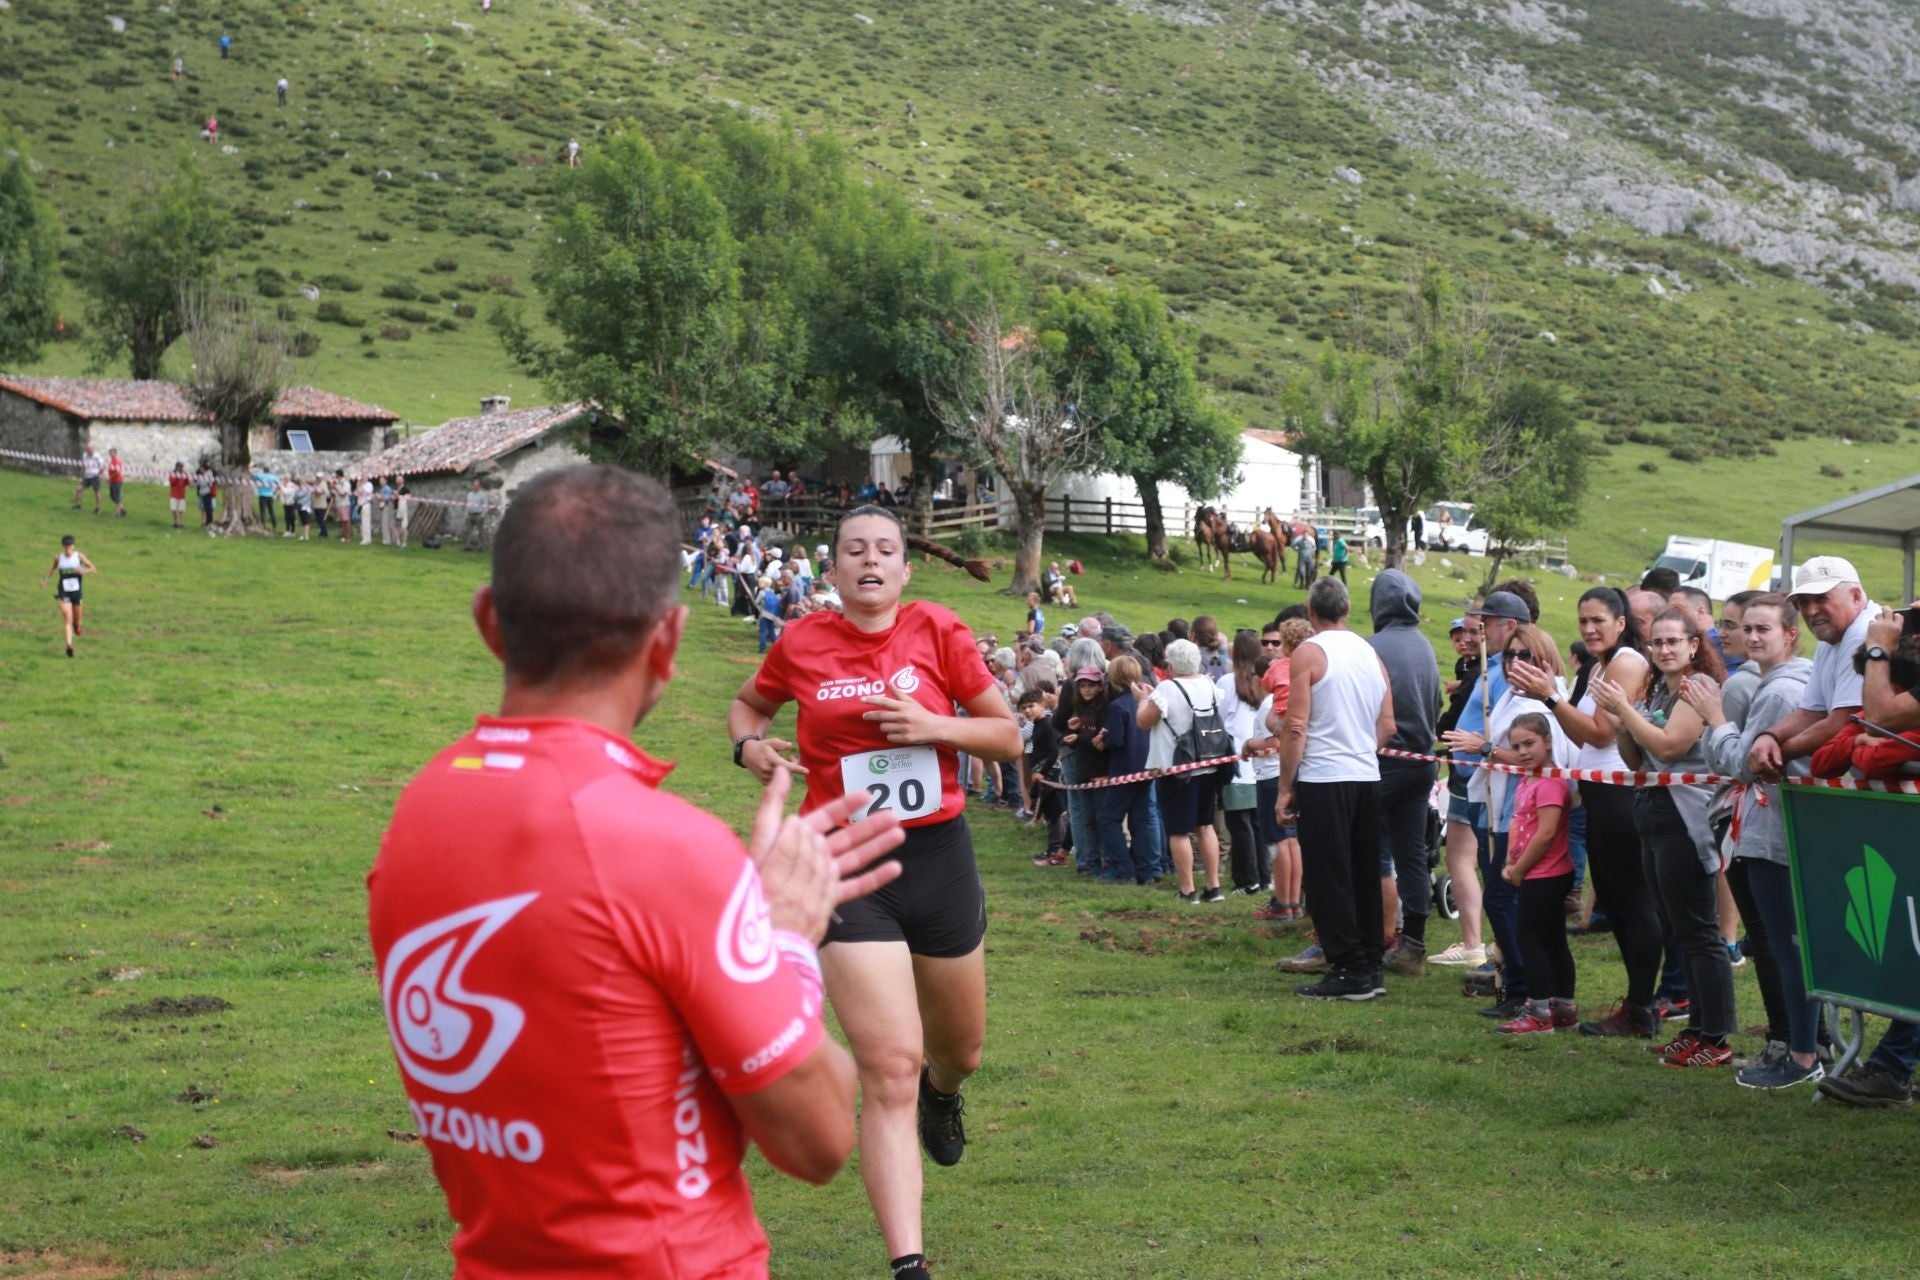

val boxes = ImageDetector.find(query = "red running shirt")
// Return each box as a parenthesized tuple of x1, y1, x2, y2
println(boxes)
(367, 716, 825, 1280)
(168, 472, 190, 500)
(753, 602, 997, 827)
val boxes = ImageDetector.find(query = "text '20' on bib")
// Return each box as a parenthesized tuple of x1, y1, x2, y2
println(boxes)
(839, 746, 941, 822)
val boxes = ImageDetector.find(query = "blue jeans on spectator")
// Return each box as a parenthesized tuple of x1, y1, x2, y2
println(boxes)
(1736, 857, 1821, 1056)
(1482, 829, 1527, 999)
(757, 617, 777, 653)
(1097, 781, 1157, 882)
(1059, 755, 1099, 872)
(1868, 1020, 1920, 1082)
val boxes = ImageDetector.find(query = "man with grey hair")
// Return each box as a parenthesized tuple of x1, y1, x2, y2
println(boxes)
(1277, 577, 1395, 1000)
(1099, 621, 1157, 689)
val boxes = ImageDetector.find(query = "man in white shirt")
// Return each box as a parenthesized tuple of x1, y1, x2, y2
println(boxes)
(1748, 556, 1877, 780)
(1277, 578, 1396, 1002)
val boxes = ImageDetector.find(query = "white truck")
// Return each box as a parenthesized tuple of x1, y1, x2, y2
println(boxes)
(1650, 536, 1775, 601)
(1361, 500, 1490, 556)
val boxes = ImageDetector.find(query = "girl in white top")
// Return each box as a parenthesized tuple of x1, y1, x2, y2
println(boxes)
(277, 475, 299, 536)
(1216, 630, 1275, 894)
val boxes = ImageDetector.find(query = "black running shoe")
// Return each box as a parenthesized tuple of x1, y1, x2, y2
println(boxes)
(917, 1069, 967, 1165)
(1478, 995, 1531, 1020)
(1295, 971, 1378, 1002)
(1199, 886, 1226, 903)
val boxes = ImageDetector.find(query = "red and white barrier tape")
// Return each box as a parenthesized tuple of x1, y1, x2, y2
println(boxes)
(1036, 755, 1244, 791)
(1376, 747, 1920, 795)
(0, 447, 482, 511)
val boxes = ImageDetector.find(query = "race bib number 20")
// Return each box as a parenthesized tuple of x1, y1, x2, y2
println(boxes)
(840, 746, 941, 822)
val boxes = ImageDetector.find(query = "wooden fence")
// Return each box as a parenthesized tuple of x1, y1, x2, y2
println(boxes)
(675, 492, 1567, 564)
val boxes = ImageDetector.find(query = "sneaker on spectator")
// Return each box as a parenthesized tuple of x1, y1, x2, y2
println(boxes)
(1549, 1002, 1580, 1029)
(1731, 1040, 1787, 1071)
(1276, 937, 1328, 973)
(1726, 941, 1747, 969)
(1479, 995, 1531, 1020)
(1199, 886, 1226, 903)
(1652, 996, 1691, 1022)
(1294, 970, 1377, 1002)
(1662, 1035, 1732, 1069)
(1429, 942, 1486, 967)
(1736, 1056, 1824, 1091)
(1816, 1063, 1915, 1108)
(1252, 900, 1290, 921)
(1577, 1000, 1659, 1038)
(1496, 1008, 1556, 1035)
(1386, 937, 1427, 978)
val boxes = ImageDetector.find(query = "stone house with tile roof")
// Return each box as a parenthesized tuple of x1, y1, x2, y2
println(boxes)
(0, 375, 399, 475)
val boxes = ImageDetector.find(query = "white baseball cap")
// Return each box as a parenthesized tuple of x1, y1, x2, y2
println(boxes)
(1789, 555, 1861, 599)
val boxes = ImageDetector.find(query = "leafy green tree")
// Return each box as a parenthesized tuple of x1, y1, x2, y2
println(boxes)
(1048, 282, 1242, 560)
(0, 135, 59, 368)
(1283, 266, 1499, 569)
(1468, 378, 1588, 593)
(494, 130, 746, 477)
(79, 162, 226, 380)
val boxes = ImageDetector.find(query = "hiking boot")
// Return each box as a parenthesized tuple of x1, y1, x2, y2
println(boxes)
(1295, 971, 1378, 1002)
(1817, 1063, 1915, 1109)
(1429, 942, 1486, 968)
(1652, 996, 1691, 1023)
(1578, 1000, 1659, 1038)
(1650, 1031, 1701, 1057)
(1661, 1035, 1732, 1069)
(1276, 937, 1328, 973)
(1496, 1008, 1556, 1035)
(917, 1069, 967, 1165)
(1252, 899, 1290, 921)
(1479, 995, 1531, 1020)
(1549, 1002, 1580, 1029)
(1736, 1056, 1825, 1091)
(1386, 937, 1427, 978)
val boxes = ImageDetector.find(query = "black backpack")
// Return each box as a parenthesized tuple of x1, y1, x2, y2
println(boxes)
(1169, 679, 1235, 772)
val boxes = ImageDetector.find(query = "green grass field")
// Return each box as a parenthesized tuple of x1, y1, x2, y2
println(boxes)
(4, 466, 1917, 1279)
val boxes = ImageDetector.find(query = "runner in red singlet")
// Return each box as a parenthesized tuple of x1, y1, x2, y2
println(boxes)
(728, 505, 1022, 1280)
(368, 467, 904, 1280)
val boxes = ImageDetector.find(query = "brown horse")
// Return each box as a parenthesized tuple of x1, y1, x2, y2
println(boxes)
(1262, 508, 1290, 579)
(1195, 506, 1233, 579)
(1247, 527, 1281, 584)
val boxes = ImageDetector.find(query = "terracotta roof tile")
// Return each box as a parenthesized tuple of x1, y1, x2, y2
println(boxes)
(350, 403, 592, 478)
(0, 375, 396, 423)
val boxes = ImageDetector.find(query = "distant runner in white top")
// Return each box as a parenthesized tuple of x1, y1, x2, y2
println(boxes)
(1277, 577, 1395, 1002)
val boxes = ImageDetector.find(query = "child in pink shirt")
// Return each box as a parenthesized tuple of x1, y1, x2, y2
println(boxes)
(1496, 714, 1576, 1035)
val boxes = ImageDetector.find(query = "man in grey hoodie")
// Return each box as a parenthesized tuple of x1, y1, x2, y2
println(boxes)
(1367, 570, 1443, 975)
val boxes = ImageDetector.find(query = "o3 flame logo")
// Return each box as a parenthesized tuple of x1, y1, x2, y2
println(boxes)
(382, 893, 537, 1094)
(716, 864, 778, 984)
(890, 664, 921, 694)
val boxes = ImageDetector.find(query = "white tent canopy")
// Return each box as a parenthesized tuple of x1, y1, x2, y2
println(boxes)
(1780, 471, 1920, 602)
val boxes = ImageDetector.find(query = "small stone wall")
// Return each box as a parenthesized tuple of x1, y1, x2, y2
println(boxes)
(0, 392, 83, 473)
(86, 421, 224, 474)
(251, 449, 367, 479)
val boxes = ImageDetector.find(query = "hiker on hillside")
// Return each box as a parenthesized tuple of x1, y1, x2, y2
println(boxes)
(171, 55, 184, 83)
(204, 115, 218, 144)
(74, 443, 103, 513)
(219, 32, 231, 59)
(276, 75, 289, 106)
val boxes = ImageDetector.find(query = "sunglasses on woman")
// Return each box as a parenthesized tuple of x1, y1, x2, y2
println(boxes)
(1505, 649, 1533, 664)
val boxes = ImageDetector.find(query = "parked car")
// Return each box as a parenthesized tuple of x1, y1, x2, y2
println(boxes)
(1361, 501, 1490, 556)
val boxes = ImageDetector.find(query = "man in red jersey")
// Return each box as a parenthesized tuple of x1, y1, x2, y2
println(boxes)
(368, 466, 905, 1280)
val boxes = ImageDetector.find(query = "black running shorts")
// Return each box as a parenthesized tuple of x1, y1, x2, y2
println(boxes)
(825, 814, 985, 957)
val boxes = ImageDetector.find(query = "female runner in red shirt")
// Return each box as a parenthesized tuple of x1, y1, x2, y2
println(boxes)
(728, 506, 1021, 1280)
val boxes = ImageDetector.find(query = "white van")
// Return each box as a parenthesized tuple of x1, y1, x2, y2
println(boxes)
(1650, 536, 1775, 601)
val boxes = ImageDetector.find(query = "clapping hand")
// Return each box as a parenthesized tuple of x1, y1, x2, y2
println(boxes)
(1679, 674, 1722, 722)
(1589, 674, 1629, 716)
(1506, 658, 1552, 701)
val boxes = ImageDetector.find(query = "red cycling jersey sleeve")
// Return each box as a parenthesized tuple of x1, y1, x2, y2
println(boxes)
(752, 602, 996, 826)
(367, 716, 823, 1280)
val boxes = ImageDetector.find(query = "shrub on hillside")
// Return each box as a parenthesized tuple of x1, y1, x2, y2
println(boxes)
(379, 282, 420, 301)
(379, 324, 412, 342)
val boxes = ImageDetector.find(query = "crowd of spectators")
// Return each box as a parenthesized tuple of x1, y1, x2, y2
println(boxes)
(695, 531, 1920, 1105)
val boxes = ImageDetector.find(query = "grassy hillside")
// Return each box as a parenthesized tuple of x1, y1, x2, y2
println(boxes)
(5, 465, 1918, 1279)
(1, 0, 1915, 578)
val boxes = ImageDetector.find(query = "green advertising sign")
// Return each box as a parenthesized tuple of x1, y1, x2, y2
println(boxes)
(1782, 787, 1920, 1023)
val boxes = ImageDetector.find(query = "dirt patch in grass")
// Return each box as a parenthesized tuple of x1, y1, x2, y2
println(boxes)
(103, 996, 232, 1022)
(0, 1251, 123, 1279)
(1276, 1033, 1375, 1055)
(1079, 923, 1221, 954)
(51, 841, 112, 853)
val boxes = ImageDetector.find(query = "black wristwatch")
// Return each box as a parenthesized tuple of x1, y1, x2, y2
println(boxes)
(1864, 646, 1891, 663)
(732, 734, 763, 767)
(1543, 695, 1561, 711)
